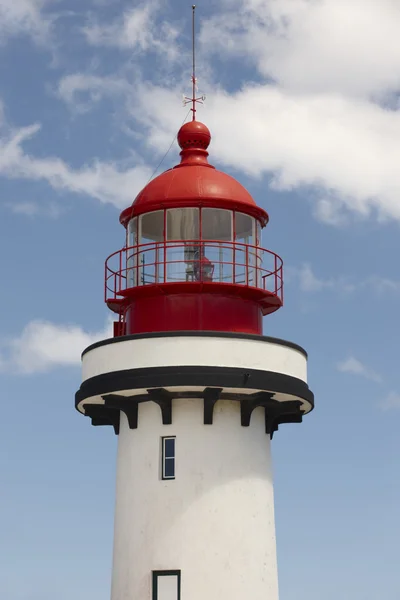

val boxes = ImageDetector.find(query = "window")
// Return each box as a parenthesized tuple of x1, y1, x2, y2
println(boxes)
(166, 209, 199, 283)
(138, 211, 164, 285)
(140, 211, 164, 243)
(128, 217, 138, 248)
(201, 208, 232, 240)
(127, 217, 138, 287)
(234, 212, 257, 286)
(152, 571, 181, 600)
(162, 437, 175, 480)
(235, 212, 254, 244)
(166, 208, 199, 240)
(202, 209, 233, 283)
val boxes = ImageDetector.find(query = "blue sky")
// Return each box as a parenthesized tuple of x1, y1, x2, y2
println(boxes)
(0, 1, 399, 599)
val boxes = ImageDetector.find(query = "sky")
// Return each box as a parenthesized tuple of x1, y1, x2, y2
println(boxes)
(0, 0, 399, 598)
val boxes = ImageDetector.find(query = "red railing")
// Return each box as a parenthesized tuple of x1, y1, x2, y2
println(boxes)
(105, 240, 283, 304)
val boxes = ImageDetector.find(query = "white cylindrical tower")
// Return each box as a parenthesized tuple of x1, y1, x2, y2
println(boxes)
(113, 401, 277, 600)
(76, 114, 314, 600)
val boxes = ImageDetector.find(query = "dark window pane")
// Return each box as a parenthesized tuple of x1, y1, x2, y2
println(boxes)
(164, 437, 175, 458)
(140, 211, 164, 242)
(164, 458, 175, 478)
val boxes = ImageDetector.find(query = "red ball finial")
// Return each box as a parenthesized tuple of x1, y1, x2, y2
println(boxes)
(177, 120, 211, 151)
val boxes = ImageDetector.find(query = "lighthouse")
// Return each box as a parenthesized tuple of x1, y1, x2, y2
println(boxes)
(75, 14, 314, 597)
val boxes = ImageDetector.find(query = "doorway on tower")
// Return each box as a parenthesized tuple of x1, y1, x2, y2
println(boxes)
(152, 570, 181, 600)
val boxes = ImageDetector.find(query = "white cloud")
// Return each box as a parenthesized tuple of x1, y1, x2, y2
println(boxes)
(380, 391, 400, 411)
(297, 264, 357, 294)
(363, 276, 400, 294)
(6, 200, 63, 218)
(11, 0, 400, 225)
(118, 81, 400, 224)
(83, 1, 179, 60)
(0, 104, 152, 208)
(52, 0, 400, 226)
(0, 0, 52, 44)
(57, 74, 130, 113)
(0, 318, 113, 375)
(337, 356, 381, 383)
(312, 198, 348, 227)
(7, 200, 41, 217)
(200, 0, 400, 99)
(296, 263, 400, 295)
(297, 263, 334, 293)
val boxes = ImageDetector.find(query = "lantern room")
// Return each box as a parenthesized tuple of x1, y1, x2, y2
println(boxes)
(105, 120, 283, 336)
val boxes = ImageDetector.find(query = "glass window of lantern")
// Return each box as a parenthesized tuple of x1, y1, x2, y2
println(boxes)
(166, 208, 199, 240)
(254, 220, 263, 288)
(235, 212, 254, 244)
(166, 208, 199, 284)
(137, 211, 164, 286)
(234, 212, 256, 286)
(127, 217, 138, 247)
(201, 208, 232, 240)
(201, 208, 233, 283)
(126, 217, 138, 288)
(140, 211, 164, 243)
(256, 221, 262, 246)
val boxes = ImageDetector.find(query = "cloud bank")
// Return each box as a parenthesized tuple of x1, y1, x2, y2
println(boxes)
(0, 0, 53, 44)
(4, 0, 400, 225)
(0, 104, 152, 208)
(0, 318, 112, 374)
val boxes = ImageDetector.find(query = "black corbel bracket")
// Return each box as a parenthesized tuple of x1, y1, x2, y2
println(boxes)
(84, 403, 120, 435)
(265, 400, 303, 439)
(102, 395, 139, 429)
(240, 392, 275, 427)
(240, 393, 303, 439)
(203, 387, 223, 424)
(147, 388, 173, 425)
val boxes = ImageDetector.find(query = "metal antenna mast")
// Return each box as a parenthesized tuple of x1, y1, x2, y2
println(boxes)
(192, 4, 196, 120)
(184, 5, 205, 120)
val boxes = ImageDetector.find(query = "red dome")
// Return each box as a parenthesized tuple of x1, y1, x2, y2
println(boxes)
(120, 120, 269, 226)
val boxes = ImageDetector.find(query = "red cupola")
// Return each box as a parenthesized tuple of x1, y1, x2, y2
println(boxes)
(106, 119, 283, 337)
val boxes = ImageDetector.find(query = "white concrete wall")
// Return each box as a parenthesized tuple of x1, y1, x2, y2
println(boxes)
(82, 335, 307, 383)
(111, 398, 279, 600)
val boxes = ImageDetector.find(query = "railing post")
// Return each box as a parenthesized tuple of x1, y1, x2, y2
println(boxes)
(155, 242, 159, 283)
(104, 262, 107, 302)
(200, 241, 203, 282)
(164, 239, 167, 284)
(255, 245, 259, 288)
(274, 254, 277, 294)
(233, 241, 236, 284)
(245, 245, 249, 286)
(119, 250, 122, 294)
(136, 245, 139, 287)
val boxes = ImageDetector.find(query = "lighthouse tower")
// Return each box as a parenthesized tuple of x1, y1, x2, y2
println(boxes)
(75, 21, 314, 596)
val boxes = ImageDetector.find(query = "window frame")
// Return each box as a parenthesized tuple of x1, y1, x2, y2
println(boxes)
(161, 436, 176, 480)
(152, 570, 181, 600)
